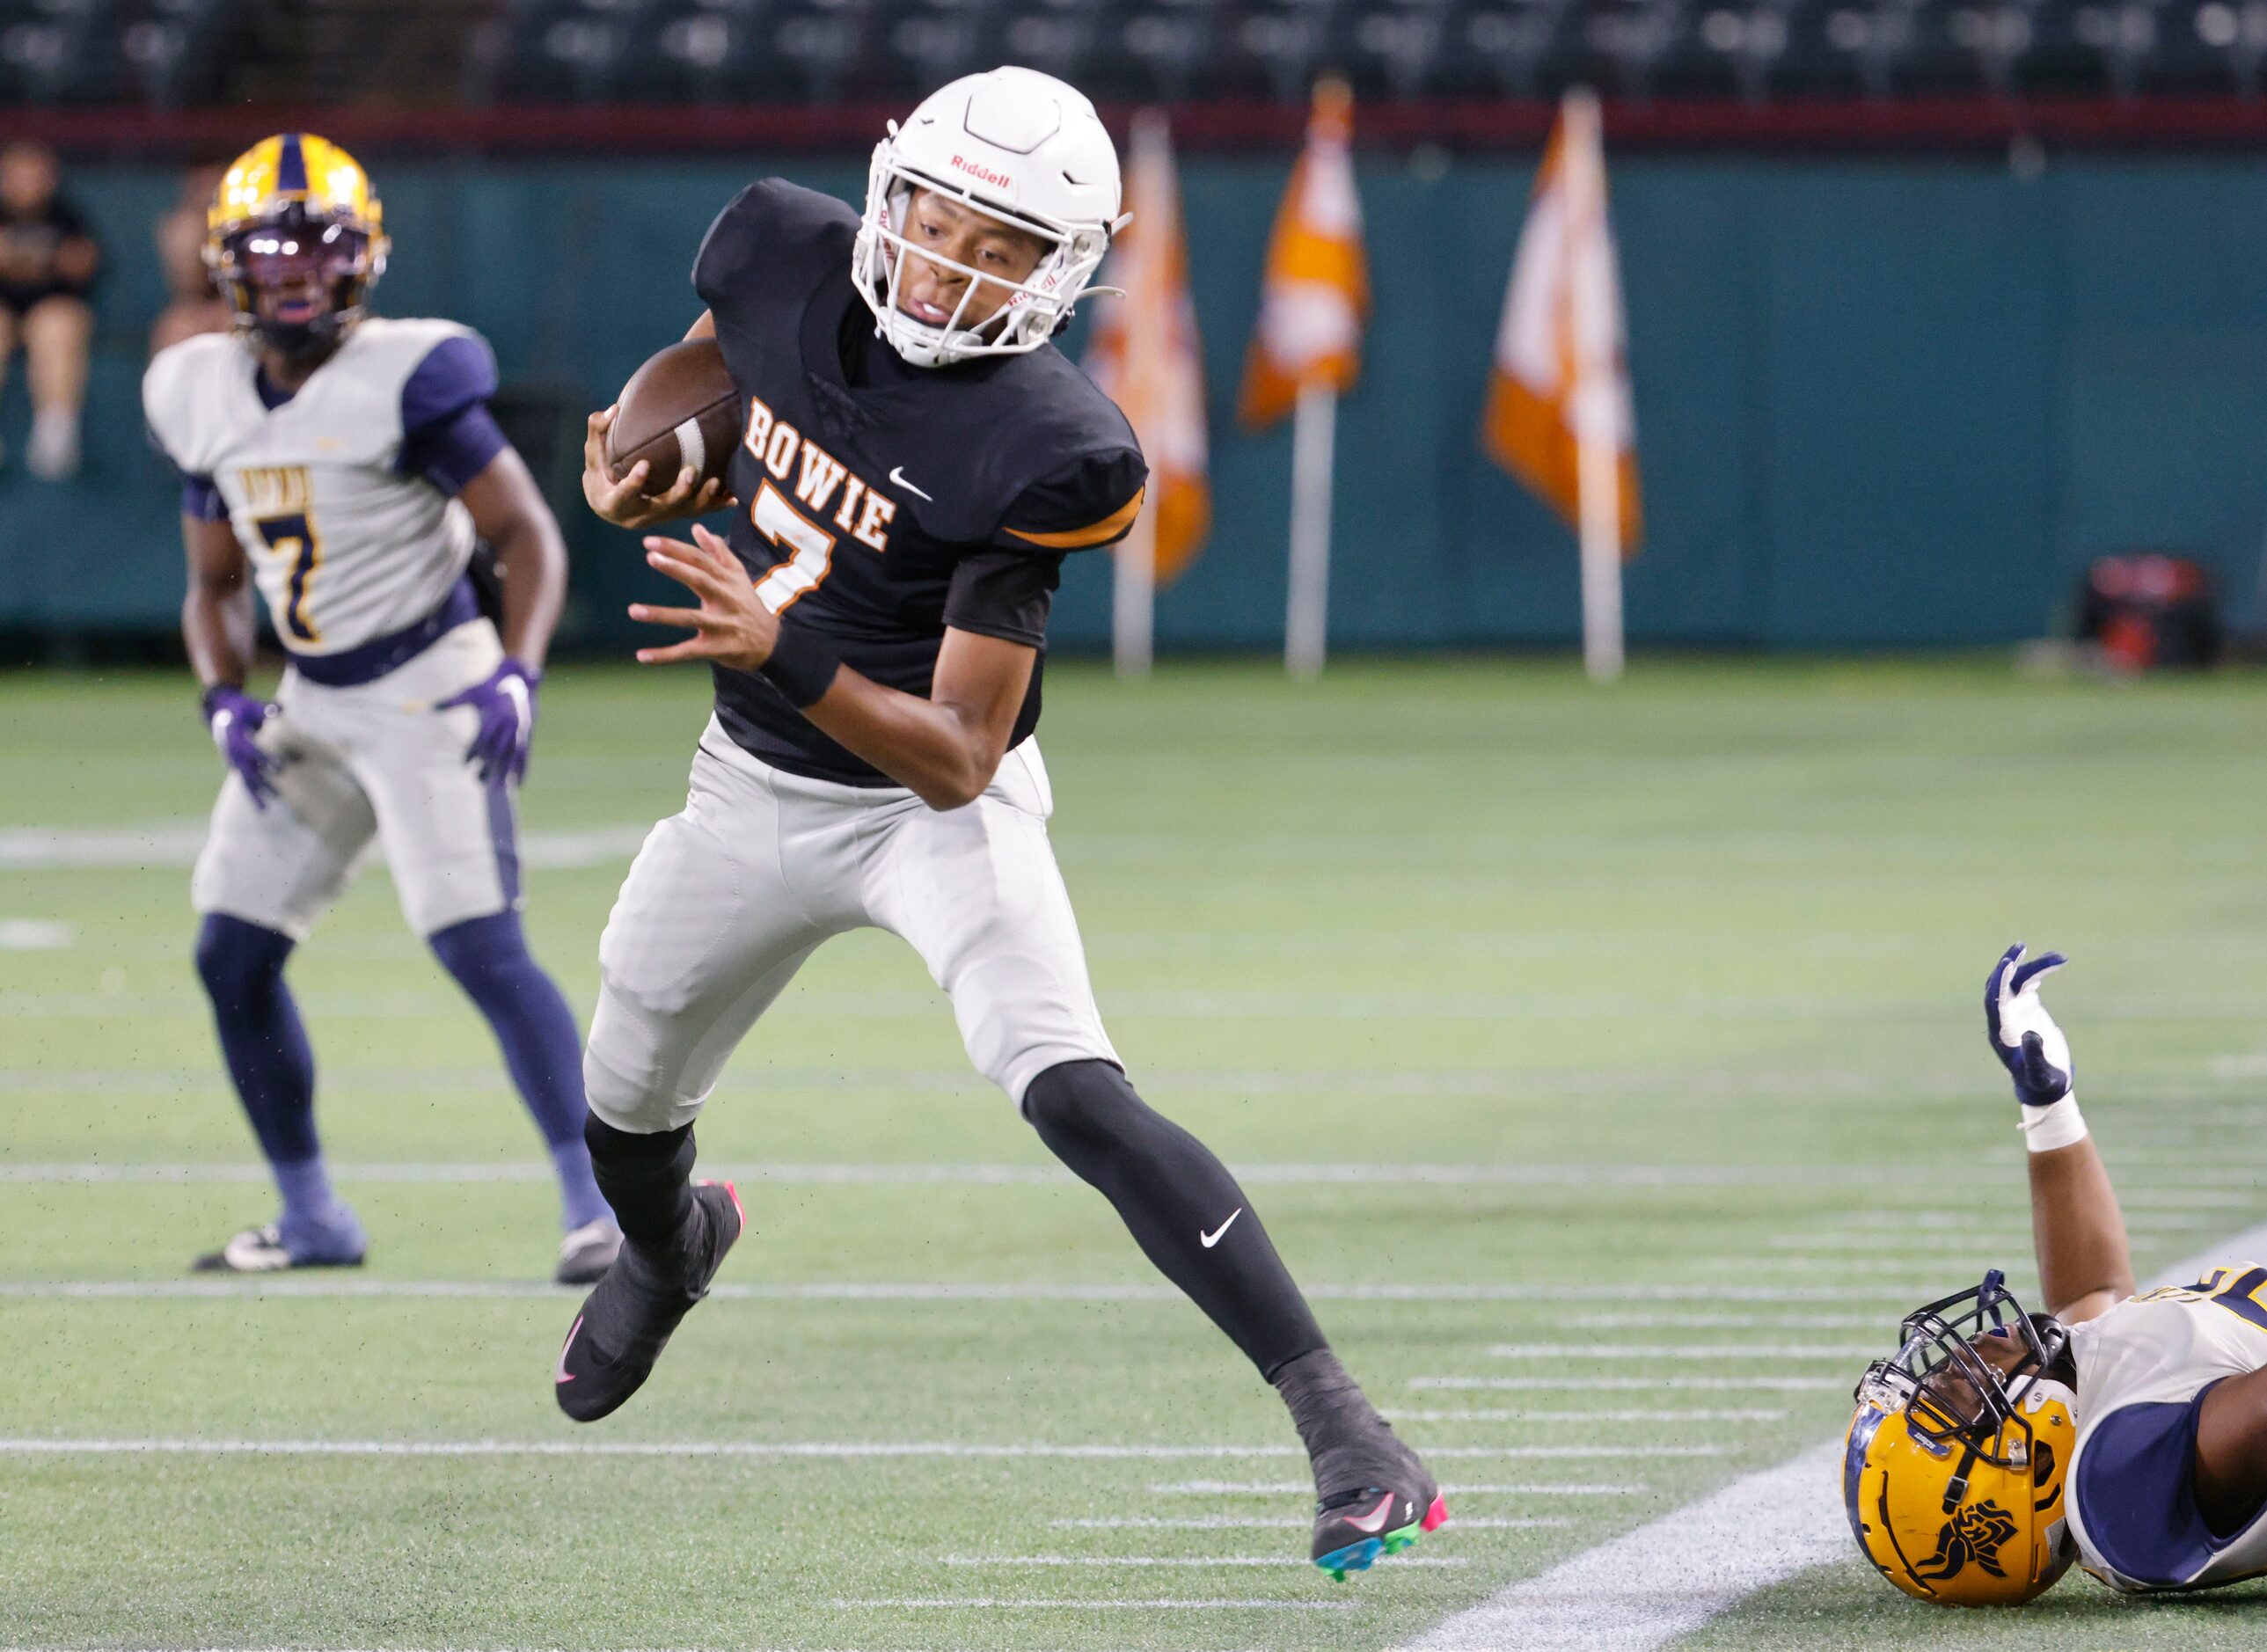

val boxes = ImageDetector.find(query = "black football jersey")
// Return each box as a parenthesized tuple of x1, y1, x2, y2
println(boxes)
(691, 179, 1147, 786)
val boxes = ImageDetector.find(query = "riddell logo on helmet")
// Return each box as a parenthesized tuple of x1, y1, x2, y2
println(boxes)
(950, 154, 1014, 193)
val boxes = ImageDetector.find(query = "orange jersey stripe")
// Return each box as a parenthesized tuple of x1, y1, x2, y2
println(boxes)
(1003, 486, 1145, 550)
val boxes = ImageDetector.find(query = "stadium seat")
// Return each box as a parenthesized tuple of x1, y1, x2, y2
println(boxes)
(491, 0, 642, 102)
(618, 0, 761, 99)
(873, 0, 999, 96)
(1660, 2, 1792, 99)
(1792, 1, 1924, 99)
(1082, 0, 1227, 102)
(0, 0, 125, 103)
(1221, 0, 1343, 101)
(985, 0, 1107, 91)
(1582, 0, 1689, 99)
(2154, 0, 2267, 91)
(2066, 0, 2162, 94)
(1338, 0, 1459, 99)
(1433, 0, 1583, 98)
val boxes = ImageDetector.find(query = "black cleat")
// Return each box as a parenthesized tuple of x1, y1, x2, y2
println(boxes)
(1311, 1451, 1448, 1581)
(552, 1180, 741, 1422)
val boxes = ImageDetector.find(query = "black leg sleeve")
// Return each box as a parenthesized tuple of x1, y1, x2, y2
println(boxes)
(583, 1113, 696, 1249)
(1023, 1058, 1327, 1378)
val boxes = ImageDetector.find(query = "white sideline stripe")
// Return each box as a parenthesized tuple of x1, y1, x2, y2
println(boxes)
(0, 823, 649, 871)
(1488, 1343, 1883, 1361)
(1151, 1482, 1645, 1496)
(0, 1158, 2023, 1191)
(1397, 1441, 1847, 1652)
(1562, 1312, 1887, 1330)
(831, 1597, 1357, 1612)
(1052, 1517, 1571, 1531)
(1386, 1408, 1787, 1423)
(1404, 1216, 2267, 1652)
(0, 1280, 1900, 1306)
(0, 1438, 1721, 1461)
(1411, 1377, 1841, 1393)
(939, 1555, 1467, 1568)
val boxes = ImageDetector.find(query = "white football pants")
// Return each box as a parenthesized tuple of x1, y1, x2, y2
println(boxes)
(582, 716, 1120, 1132)
(192, 620, 517, 940)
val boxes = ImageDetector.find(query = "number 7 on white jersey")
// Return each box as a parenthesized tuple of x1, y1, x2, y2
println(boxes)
(750, 481, 835, 614)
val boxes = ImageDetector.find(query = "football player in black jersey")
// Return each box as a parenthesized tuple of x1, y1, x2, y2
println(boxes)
(556, 67, 1445, 1579)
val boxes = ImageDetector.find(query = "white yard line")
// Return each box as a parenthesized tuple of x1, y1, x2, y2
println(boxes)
(1149, 1481, 1645, 1496)
(0, 1280, 1895, 1306)
(0, 1437, 1722, 1461)
(1053, 1516, 1571, 1531)
(1386, 1408, 1786, 1423)
(1486, 1343, 1883, 1361)
(0, 1158, 2021, 1189)
(1402, 1217, 2267, 1652)
(830, 1596, 1357, 1611)
(938, 1555, 1467, 1568)
(1409, 1377, 1840, 1393)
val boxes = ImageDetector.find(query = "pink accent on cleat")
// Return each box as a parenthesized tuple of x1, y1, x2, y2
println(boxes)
(701, 1178, 744, 1227)
(1422, 1495, 1450, 1532)
(1342, 1492, 1398, 1535)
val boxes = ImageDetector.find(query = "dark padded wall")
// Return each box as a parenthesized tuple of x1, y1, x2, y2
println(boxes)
(13, 151, 2267, 650)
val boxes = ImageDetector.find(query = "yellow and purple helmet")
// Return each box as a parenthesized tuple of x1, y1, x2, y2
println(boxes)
(1843, 1270, 2079, 1607)
(205, 133, 389, 359)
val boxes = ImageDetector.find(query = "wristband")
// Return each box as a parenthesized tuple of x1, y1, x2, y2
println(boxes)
(758, 618, 841, 708)
(2016, 1093, 2088, 1153)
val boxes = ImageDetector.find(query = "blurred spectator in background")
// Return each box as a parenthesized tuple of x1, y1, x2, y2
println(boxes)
(150, 165, 230, 357)
(0, 142, 99, 480)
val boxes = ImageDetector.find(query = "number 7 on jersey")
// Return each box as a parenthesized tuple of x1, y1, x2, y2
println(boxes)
(749, 482, 835, 614)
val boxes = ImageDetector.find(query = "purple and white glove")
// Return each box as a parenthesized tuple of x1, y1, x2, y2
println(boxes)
(437, 656, 538, 786)
(1985, 943, 2085, 1152)
(202, 684, 278, 809)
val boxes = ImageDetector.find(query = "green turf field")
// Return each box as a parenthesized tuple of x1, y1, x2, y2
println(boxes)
(5, 656, 2267, 1651)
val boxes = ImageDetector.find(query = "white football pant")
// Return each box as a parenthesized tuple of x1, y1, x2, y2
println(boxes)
(583, 717, 1119, 1131)
(192, 620, 519, 940)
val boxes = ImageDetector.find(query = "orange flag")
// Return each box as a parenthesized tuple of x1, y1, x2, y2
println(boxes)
(1482, 91, 1642, 554)
(1086, 111, 1210, 583)
(1239, 76, 1369, 430)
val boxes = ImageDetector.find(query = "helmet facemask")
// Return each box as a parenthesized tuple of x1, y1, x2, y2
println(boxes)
(852, 138, 1112, 369)
(1868, 1270, 2071, 1501)
(208, 203, 385, 362)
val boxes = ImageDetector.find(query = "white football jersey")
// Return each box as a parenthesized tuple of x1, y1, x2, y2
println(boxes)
(143, 318, 485, 655)
(2065, 1265, 2267, 1591)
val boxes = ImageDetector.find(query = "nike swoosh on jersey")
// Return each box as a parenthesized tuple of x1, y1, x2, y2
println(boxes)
(889, 465, 934, 501)
(1201, 1209, 1243, 1248)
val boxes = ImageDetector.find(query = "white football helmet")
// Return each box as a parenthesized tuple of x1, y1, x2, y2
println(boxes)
(854, 65, 1123, 369)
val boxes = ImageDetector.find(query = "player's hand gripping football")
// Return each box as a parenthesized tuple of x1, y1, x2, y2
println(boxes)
(1985, 943, 2073, 1108)
(629, 523, 779, 672)
(202, 684, 281, 810)
(581, 406, 735, 530)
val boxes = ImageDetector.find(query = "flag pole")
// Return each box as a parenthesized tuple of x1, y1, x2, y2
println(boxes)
(1285, 378, 1335, 677)
(1114, 502, 1156, 678)
(1563, 89, 1624, 684)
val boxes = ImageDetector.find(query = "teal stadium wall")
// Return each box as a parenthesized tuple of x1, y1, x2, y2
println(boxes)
(13, 152, 2267, 651)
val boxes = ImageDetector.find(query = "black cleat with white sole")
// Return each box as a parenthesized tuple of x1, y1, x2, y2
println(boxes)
(553, 1180, 741, 1422)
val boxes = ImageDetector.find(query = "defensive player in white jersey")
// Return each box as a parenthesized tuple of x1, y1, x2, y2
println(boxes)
(1846, 945, 2267, 1603)
(551, 68, 1445, 1579)
(143, 135, 619, 1283)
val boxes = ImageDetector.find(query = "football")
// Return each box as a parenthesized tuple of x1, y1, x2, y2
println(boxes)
(605, 336, 742, 498)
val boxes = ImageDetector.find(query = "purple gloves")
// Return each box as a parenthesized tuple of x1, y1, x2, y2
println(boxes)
(201, 684, 278, 808)
(437, 656, 539, 786)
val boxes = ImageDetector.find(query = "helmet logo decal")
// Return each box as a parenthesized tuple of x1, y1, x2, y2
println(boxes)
(949, 153, 1015, 194)
(1913, 1500, 2020, 1583)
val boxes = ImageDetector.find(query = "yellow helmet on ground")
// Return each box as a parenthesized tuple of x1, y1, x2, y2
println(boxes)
(1843, 1269, 2079, 1606)
(204, 133, 389, 359)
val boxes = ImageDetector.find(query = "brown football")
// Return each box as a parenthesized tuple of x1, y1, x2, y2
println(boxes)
(605, 337, 742, 498)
